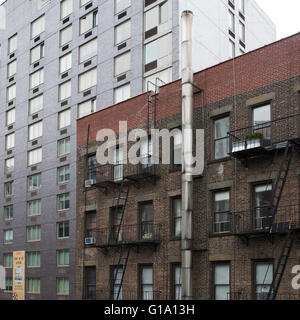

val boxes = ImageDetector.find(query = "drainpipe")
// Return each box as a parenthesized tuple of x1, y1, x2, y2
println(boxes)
(181, 10, 194, 301)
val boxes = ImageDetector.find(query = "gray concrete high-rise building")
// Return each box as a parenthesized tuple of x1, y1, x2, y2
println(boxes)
(0, 0, 275, 300)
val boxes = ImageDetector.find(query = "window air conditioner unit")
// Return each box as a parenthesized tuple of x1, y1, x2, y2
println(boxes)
(85, 237, 95, 245)
(85, 179, 95, 188)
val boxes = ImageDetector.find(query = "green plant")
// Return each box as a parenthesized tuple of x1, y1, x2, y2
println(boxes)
(245, 132, 264, 140)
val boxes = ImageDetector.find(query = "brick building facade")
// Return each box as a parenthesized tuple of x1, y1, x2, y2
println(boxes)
(76, 32, 300, 300)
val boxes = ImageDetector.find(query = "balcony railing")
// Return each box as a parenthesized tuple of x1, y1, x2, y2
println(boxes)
(233, 204, 300, 236)
(97, 289, 162, 300)
(228, 113, 300, 159)
(209, 204, 300, 236)
(90, 223, 162, 248)
(86, 155, 160, 187)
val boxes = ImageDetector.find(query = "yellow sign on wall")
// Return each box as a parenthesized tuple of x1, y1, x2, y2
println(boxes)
(13, 251, 25, 300)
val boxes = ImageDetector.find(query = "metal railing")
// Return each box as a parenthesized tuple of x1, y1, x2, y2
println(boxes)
(87, 155, 160, 186)
(229, 113, 300, 153)
(97, 289, 162, 300)
(92, 223, 162, 247)
(209, 204, 300, 236)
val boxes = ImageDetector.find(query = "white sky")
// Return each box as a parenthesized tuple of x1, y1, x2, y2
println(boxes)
(255, 0, 300, 39)
(0, 0, 299, 40)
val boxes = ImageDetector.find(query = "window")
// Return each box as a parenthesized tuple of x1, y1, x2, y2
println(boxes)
(58, 137, 70, 156)
(27, 252, 41, 268)
(111, 266, 123, 300)
(61, 0, 73, 19)
(27, 225, 41, 242)
(4, 230, 13, 244)
(4, 205, 13, 221)
(172, 197, 181, 238)
(31, 15, 45, 39)
(115, 20, 131, 45)
(57, 250, 69, 267)
(254, 262, 273, 300)
(139, 202, 153, 240)
(145, 1, 170, 33)
(213, 191, 230, 233)
(229, 10, 235, 33)
(58, 193, 70, 211)
(58, 109, 71, 129)
(60, 52, 72, 74)
(58, 165, 70, 183)
(144, 33, 172, 71)
(214, 117, 230, 159)
(252, 104, 271, 140)
(85, 267, 96, 300)
(140, 265, 153, 300)
(29, 95, 43, 115)
(253, 183, 272, 230)
(78, 68, 97, 92)
(114, 51, 130, 76)
(114, 84, 130, 104)
(57, 278, 69, 295)
(229, 39, 235, 58)
(79, 10, 98, 35)
(28, 199, 42, 217)
(239, 21, 245, 43)
(115, 0, 130, 14)
(6, 108, 15, 126)
(113, 146, 123, 182)
(5, 181, 13, 197)
(4, 253, 13, 268)
(87, 154, 96, 180)
(59, 80, 71, 101)
(78, 98, 96, 118)
(85, 211, 96, 238)
(7, 60, 17, 78)
(57, 221, 70, 238)
(213, 263, 230, 300)
(29, 121, 43, 141)
(60, 25, 72, 47)
(26, 278, 40, 293)
(79, 38, 98, 63)
(239, 0, 245, 14)
(172, 264, 182, 300)
(30, 69, 44, 89)
(7, 84, 16, 102)
(5, 158, 14, 174)
(8, 34, 17, 54)
(30, 43, 44, 64)
(5, 278, 12, 292)
(28, 148, 42, 166)
(28, 174, 41, 191)
(171, 129, 182, 170)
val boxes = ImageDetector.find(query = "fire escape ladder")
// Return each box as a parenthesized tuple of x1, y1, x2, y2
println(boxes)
(109, 180, 130, 300)
(267, 230, 295, 300)
(266, 140, 298, 300)
(269, 141, 296, 229)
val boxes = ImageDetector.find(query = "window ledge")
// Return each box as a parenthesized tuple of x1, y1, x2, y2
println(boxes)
(207, 157, 231, 165)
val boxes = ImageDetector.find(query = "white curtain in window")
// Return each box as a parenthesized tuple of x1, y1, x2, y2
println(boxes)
(6, 133, 15, 150)
(114, 83, 130, 104)
(142, 267, 153, 300)
(60, 53, 72, 73)
(59, 81, 71, 101)
(79, 68, 97, 92)
(61, 0, 73, 19)
(7, 84, 16, 101)
(115, 51, 130, 76)
(115, 0, 130, 13)
(28, 148, 42, 166)
(29, 121, 43, 140)
(214, 264, 230, 300)
(8, 34, 17, 54)
(8, 60, 17, 77)
(78, 99, 96, 118)
(60, 25, 72, 46)
(31, 15, 45, 38)
(29, 95, 43, 115)
(79, 38, 98, 63)
(6, 108, 15, 126)
(30, 69, 44, 89)
(59, 109, 71, 129)
(115, 20, 131, 44)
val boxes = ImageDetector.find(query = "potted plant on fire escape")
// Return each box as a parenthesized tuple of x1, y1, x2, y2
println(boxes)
(245, 132, 264, 149)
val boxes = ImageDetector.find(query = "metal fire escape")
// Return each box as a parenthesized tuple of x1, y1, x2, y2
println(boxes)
(266, 140, 300, 300)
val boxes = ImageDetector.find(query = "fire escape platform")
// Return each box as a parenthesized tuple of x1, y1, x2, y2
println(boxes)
(95, 239, 161, 249)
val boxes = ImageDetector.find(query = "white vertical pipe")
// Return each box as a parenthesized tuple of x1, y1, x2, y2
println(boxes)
(181, 10, 194, 300)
